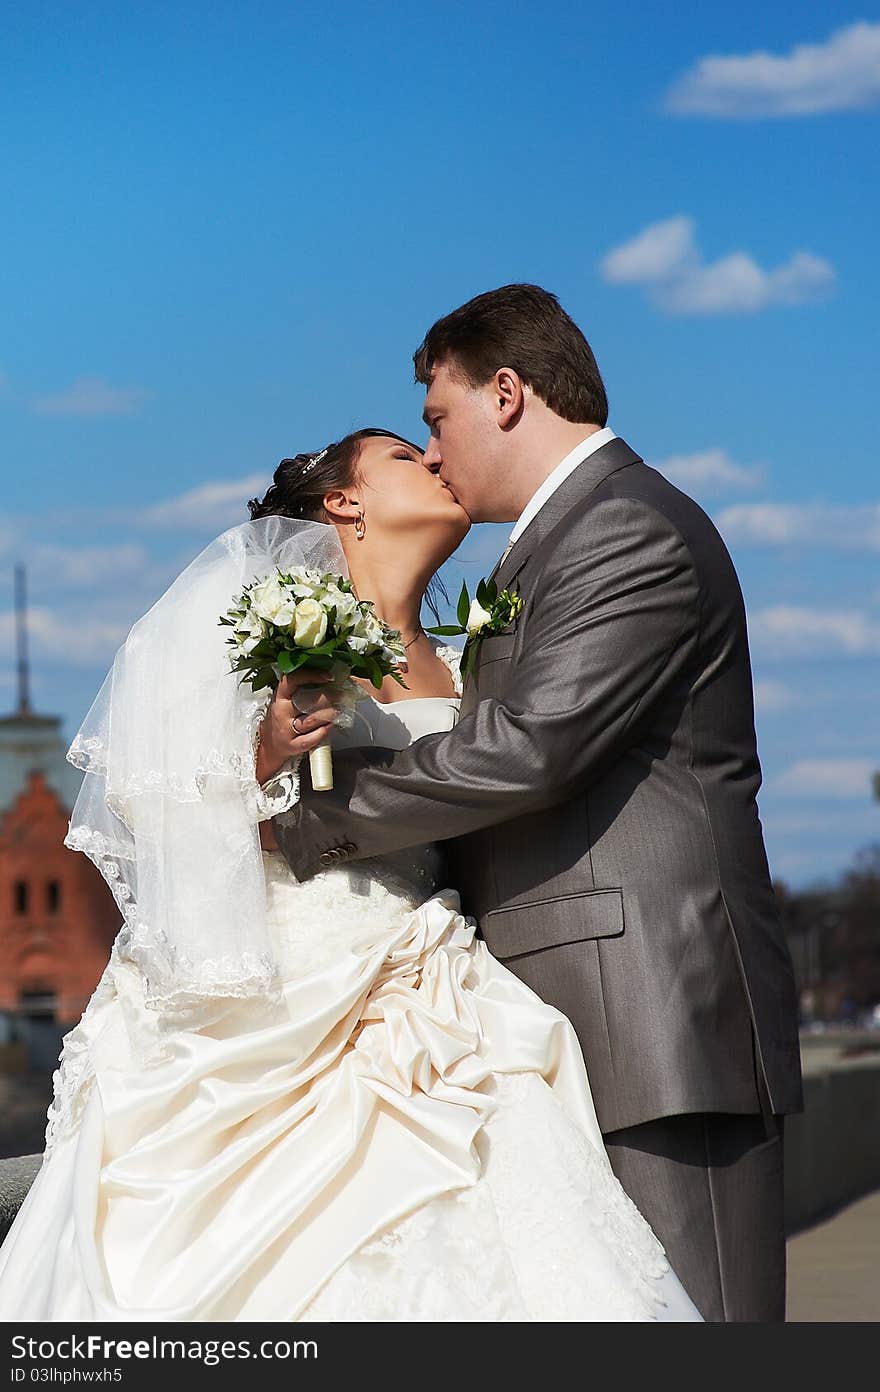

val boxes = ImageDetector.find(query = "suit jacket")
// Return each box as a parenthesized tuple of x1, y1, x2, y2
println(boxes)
(274, 437, 804, 1133)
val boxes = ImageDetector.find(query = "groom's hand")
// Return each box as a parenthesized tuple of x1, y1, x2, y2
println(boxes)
(256, 670, 342, 784)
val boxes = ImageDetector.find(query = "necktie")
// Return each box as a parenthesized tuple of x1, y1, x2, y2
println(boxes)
(495, 538, 514, 573)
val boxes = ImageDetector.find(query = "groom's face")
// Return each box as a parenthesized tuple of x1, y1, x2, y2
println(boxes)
(422, 362, 497, 522)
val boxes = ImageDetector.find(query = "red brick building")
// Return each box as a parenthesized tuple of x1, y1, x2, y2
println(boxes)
(1, 573, 120, 1071)
(0, 768, 119, 1067)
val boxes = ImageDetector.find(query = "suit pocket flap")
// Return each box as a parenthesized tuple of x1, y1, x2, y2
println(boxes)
(482, 888, 624, 961)
(476, 630, 517, 666)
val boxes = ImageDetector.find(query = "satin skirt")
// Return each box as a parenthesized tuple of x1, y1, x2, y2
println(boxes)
(0, 852, 701, 1321)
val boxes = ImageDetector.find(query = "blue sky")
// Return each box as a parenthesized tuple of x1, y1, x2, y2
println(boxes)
(1, 1, 878, 887)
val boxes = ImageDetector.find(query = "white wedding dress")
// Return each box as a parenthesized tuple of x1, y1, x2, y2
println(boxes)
(0, 645, 701, 1322)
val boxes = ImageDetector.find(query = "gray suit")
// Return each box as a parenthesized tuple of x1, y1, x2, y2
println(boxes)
(274, 437, 803, 1320)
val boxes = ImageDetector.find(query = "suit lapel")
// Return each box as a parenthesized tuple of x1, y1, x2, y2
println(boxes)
(461, 437, 642, 706)
(490, 436, 642, 591)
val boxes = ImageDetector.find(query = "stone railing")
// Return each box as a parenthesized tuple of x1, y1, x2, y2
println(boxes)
(1, 1153, 42, 1244)
(783, 1038, 880, 1233)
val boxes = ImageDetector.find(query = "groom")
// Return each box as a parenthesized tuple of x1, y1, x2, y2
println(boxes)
(266, 284, 803, 1322)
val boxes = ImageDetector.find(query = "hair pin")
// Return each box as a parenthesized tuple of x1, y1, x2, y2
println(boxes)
(301, 446, 329, 478)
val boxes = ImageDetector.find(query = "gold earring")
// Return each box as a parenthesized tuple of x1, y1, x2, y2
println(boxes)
(354, 511, 366, 540)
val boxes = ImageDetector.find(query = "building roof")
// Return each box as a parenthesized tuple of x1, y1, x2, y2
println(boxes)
(0, 711, 82, 817)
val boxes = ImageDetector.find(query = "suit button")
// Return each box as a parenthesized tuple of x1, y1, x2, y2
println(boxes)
(343, 842, 357, 854)
(318, 850, 336, 866)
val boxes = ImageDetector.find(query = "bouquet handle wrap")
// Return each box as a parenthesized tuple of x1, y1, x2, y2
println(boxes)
(309, 742, 334, 792)
(296, 672, 362, 794)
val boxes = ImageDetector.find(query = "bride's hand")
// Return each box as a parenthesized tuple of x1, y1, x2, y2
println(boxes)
(256, 670, 342, 784)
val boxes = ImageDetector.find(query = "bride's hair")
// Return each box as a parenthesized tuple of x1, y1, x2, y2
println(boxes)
(248, 427, 448, 622)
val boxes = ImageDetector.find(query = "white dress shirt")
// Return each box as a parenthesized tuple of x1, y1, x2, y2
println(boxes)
(508, 426, 617, 547)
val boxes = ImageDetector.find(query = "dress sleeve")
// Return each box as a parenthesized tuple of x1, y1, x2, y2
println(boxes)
(248, 693, 304, 822)
(255, 757, 304, 821)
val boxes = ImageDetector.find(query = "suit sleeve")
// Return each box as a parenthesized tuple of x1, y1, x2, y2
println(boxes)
(274, 497, 700, 880)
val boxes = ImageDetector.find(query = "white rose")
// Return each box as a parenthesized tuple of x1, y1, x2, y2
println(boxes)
(292, 598, 329, 648)
(466, 598, 493, 635)
(250, 574, 296, 625)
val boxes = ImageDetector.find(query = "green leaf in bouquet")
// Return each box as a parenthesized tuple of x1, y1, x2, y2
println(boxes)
(250, 666, 277, 692)
(427, 624, 465, 637)
(285, 650, 315, 672)
(276, 650, 296, 674)
(364, 654, 385, 689)
(456, 580, 470, 628)
(249, 638, 278, 659)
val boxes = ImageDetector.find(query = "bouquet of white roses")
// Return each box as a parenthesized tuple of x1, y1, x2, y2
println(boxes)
(220, 567, 407, 791)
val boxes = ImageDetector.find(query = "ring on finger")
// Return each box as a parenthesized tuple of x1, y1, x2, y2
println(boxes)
(291, 714, 306, 736)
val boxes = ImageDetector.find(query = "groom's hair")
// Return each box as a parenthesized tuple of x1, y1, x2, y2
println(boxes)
(413, 284, 608, 427)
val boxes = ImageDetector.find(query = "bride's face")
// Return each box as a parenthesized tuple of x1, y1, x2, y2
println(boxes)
(354, 435, 470, 550)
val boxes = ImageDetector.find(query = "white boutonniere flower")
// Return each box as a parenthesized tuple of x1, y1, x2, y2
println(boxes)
(428, 578, 524, 677)
(466, 598, 493, 635)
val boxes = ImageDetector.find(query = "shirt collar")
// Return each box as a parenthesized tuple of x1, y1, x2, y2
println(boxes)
(509, 426, 617, 544)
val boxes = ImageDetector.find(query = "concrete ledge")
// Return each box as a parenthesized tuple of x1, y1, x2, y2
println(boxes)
(784, 1058, 880, 1234)
(2, 1057, 878, 1247)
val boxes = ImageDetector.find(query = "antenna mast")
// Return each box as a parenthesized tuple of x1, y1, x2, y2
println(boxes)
(15, 564, 32, 715)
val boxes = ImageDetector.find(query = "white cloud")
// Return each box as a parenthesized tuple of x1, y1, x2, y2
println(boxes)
(772, 758, 876, 799)
(748, 605, 880, 658)
(0, 524, 152, 591)
(716, 501, 880, 550)
(601, 216, 693, 284)
(27, 542, 149, 590)
(654, 449, 763, 494)
(0, 607, 128, 665)
(665, 22, 880, 119)
(32, 376, 151, 418)
(600, 216, 835, 315)
(753, 678, 795, 713)
(141, 474, 269, 530)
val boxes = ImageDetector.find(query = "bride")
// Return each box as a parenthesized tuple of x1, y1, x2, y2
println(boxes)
(0, 428, 701, 1322)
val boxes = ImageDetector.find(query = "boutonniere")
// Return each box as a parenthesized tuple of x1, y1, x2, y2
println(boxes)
(428, 579, 524, 678)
